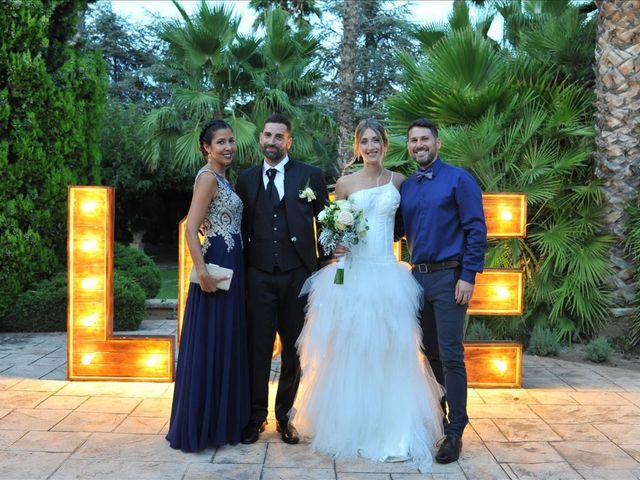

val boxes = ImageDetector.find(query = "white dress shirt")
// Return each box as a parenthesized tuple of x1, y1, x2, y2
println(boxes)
(262, 156, 289, 200)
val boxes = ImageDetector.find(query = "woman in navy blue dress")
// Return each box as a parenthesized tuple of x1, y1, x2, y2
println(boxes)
(166, 119, 250, 451)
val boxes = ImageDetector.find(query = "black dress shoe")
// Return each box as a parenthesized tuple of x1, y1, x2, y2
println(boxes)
(240, 420, 266, 444)
(276, 421, 299, 444)
(435, 434, 462, 464)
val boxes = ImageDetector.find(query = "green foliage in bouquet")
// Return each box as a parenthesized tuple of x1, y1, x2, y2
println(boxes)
(317, 199, 368, 284)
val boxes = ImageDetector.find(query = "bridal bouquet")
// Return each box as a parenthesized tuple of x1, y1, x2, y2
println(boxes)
(317, 199, 368, 284)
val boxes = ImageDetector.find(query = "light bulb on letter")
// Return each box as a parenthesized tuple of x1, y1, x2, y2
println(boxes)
(493, 359, 507, 373)
(496, 286, 510, 300)
(145, 355, 159, 367)
(80, 238, 98, 252)
(81, 278, 98, 290)
(500, 210, 513, 221)
(82, 313, 98, 327)
(81, 353, 94, 365)
(81, 201, 98, 214)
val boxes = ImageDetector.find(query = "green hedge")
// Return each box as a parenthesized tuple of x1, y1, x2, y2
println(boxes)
(0, 1, 107, 320)
(1, 274, 68, 332)
(114, 243, 161, 298)
(0, 272, 145, 333)
(112, 273, 146, 331)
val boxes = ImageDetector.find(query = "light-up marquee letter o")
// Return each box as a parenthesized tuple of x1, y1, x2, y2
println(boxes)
(68, 186, 174, 381)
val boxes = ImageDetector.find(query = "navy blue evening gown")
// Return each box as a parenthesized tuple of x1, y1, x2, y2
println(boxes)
(166, 168, 250, 452)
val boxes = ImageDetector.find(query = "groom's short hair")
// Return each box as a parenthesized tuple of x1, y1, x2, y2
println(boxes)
(407, 118, 439, 138)
(265, 113, 292, 134)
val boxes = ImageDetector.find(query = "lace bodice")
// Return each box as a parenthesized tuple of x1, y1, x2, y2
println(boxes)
(348, 180, 399, 259)
(195, 168, 243, 254)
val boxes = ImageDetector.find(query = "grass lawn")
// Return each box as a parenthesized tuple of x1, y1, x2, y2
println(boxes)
(156, 266, 178, 299)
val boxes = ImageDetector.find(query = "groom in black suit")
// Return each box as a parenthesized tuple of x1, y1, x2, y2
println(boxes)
(236, 113, 328, 444)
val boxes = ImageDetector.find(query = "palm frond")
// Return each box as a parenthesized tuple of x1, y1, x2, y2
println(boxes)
(141, 107, 181, 170)
(173, 125, 203, 172)
(225, 114, 259, 166)
(411, 24, 447, 50)
(449, 0, 472, 31)
(172, 88, 220, 120)
(566, 236, 614, 285)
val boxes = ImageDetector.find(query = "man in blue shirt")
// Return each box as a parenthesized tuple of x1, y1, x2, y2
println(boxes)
(398, 118, 487, 464)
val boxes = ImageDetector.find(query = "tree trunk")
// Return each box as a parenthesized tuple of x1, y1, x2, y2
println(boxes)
(335, 0, 360, 175)
(593, 0, 640, 313)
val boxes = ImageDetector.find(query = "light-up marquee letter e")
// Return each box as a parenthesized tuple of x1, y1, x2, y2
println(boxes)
(68, 186, 174, 381)
(466, 192, 527, 388)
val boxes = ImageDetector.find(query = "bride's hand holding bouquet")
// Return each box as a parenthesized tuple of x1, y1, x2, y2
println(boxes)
(317, 199, 368, 284)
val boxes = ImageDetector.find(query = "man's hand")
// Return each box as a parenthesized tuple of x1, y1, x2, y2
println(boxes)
(455, 279, 474, 305)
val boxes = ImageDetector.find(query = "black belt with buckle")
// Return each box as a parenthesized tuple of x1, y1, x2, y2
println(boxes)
(413, 261, 460, 273)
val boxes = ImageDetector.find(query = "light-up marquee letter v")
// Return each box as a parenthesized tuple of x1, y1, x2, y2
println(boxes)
(68, 186, 174, 381)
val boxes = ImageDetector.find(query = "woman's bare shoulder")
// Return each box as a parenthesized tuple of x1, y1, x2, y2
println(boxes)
(335, 172, 360, 199)
(391, 171, 406, 189)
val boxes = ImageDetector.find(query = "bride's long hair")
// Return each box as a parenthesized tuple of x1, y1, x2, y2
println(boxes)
(342, 118, 389, 175)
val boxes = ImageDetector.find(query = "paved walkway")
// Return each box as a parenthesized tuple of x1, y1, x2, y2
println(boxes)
(1, 318, 640, 480)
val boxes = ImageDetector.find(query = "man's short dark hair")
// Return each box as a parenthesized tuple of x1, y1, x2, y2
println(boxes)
(407, 118, 438, 138)
(264, 113, 292, 134)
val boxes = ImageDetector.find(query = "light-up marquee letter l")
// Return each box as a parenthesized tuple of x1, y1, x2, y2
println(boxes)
(68, 186, 174, 381)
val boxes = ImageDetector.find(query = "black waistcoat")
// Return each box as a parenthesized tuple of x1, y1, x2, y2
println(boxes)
(247, 185, 304, 272)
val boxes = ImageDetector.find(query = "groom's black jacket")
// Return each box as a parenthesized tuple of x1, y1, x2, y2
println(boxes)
(236, 159, 328, 273)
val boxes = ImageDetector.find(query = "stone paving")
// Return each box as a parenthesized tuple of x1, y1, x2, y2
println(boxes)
(1, 318, 640, 479)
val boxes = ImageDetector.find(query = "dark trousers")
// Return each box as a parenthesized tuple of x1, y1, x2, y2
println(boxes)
(245, 265, 309, 424)
(413, 267, 468, 437)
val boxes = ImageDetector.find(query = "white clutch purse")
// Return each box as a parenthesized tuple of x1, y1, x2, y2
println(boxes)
(189, 263, 233, 291)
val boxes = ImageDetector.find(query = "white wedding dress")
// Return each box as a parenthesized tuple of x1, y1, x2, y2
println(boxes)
(291, 178, 444, 472)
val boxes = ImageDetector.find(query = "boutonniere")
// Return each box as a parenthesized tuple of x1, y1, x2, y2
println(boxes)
(299, 179, 316, 202)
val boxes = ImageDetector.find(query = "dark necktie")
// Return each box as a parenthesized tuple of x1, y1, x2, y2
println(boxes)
(266, 168, 280, 208)
(416, 169, 433, 182)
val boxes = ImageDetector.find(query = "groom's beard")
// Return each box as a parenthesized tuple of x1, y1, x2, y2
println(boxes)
(261, 145, 286, 162)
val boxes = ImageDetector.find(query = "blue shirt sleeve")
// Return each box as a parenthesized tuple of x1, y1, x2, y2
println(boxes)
(456, 170, 487, 283)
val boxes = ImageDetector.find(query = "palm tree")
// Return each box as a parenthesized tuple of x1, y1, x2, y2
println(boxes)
(335, 0, 360, 174)
(241, 7, 335, 166)
(495, 0, 596, 86)
(387, 6, 610, 340)
(593, 0, 640, 324)
(410, 0, 495, 49)
(142, 1, 332, 174)
(250, 0, 321, 27)
(142, 1, 259, 171)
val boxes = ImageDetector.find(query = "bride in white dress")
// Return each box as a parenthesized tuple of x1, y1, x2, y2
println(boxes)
(291, 119, 444, 472)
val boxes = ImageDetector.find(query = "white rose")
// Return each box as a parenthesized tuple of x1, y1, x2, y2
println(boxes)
(317, 210, 327, 222)
(337, 211, 354, 228)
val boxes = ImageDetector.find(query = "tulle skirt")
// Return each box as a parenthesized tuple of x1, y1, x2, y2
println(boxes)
(291, 255, 444, 472)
